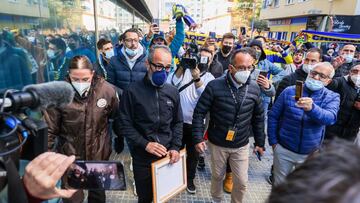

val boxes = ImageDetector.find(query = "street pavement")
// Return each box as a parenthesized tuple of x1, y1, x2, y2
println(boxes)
(105, 137, 272, 203)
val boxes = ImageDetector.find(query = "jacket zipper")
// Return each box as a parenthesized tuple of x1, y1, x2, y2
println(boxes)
(298, 114, 305, 153)
(155, 89, 161, 143)
(84, 102, 88, 158)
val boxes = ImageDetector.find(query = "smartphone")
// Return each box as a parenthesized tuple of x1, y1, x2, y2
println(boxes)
(209, 32, 216, 39)
(62, 161, 126, 190)
(259, 71, 268, 78)
(295, 80, 304, 101)
(240, 27, 246, 36)
(253, 143, 261, 161)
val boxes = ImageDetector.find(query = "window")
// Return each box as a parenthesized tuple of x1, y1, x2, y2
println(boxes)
(290, 32, 298, 41)
(268, 32, 273, 39)
(276, 32, 282, 40)
(282, 32, 288, 40)
(286, 0, 294, 5)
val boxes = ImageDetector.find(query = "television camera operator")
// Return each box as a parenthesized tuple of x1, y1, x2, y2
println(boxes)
(0, 80, 80, 203)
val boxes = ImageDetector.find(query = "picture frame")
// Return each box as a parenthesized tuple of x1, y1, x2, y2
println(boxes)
(151, 149, 187, 203)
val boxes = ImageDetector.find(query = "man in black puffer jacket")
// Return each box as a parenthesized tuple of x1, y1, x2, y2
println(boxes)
(192, 48, 265, 203)
(119, 45, 183, 203)
(325, 63, 360, 141)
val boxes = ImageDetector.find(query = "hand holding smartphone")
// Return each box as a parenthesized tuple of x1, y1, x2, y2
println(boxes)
(259, 71, 268, 78)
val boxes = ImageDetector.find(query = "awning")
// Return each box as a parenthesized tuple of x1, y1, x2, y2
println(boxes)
(122, 0, 153, 22)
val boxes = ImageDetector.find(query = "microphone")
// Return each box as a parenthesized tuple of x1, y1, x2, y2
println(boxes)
(0, 81, 75, 112)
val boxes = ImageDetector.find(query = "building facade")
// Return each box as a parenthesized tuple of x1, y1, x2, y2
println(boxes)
(0, 0, 152, 33)
(260, 0, 360, 41)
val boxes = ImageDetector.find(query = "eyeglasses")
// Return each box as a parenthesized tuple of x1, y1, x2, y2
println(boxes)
(231, 64, 254, 71)
(150, 62, 171, 71)
(350, 69, 360, 75)
(309, 70, 330, 81)
(124, 38, 139, 43)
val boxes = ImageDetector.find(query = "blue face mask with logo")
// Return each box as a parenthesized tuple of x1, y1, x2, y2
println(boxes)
(305, 77, 324, 91)
(151, 70, 167, 87)
(125, 47, 137, 57)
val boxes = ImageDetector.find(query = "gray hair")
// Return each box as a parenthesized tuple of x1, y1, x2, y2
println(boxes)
(313, 62, 335, 79)
(148, 45, 172, 62)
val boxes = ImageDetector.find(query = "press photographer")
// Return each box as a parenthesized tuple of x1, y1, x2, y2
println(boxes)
(167, 46, 215, 194)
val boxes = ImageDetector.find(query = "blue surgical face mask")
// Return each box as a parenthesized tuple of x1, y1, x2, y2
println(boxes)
(105, 49, 115, 59)
(305, 77, 324, 91)
(150, 70, 167, 87)
(125, 47, 137, 57)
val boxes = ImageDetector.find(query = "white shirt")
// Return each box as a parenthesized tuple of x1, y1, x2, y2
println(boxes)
(167, 69, 215, 124)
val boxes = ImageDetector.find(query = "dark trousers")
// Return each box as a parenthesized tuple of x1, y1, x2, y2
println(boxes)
(182, 123, 200, 182)
(88, 190, 106, 203)
(131, 146, 160, 203)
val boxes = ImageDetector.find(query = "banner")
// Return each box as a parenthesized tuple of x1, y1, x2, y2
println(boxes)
(293, 30, 360, 46)
(184, 31, 222, 46)
(266, 38, 292, 45)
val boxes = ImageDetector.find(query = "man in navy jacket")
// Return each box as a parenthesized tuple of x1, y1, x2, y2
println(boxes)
(268, 62, 340, 186)
(107, 28, 147, 92)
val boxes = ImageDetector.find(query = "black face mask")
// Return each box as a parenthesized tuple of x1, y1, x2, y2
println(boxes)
(198, 63, 209, 72)
(222, 45, 232, 55)
(68, 43, 77, 50)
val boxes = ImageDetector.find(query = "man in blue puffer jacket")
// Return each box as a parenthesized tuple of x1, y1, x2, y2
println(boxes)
(107, 28, 147, 92)
(268, 62, 340, 186)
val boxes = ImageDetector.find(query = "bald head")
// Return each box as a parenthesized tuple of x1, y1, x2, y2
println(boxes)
(313, 62, 335, 78)
(146, 45, 172, 73)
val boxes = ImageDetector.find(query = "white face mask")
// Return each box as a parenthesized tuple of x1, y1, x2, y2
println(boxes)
(343, 54, 354, 63)
(351, 75, 360, 88)
(47, 50, 56, 59)
(72, 82, 91, 96)
(302, 64, 314, 74)
(234, 70, 251, 84)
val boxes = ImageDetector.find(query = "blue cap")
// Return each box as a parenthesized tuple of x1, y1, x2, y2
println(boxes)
(153, 31, 165, 41)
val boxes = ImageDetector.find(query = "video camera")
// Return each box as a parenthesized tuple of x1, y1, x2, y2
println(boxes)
(180, 39, 199, 69)
(0, 81, 74, 198)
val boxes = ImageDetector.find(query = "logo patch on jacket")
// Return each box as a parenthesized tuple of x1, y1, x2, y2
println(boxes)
(166, 100, 173, 106)
(97, 98, 107, 108)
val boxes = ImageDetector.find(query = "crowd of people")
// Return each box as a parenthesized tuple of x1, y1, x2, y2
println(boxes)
(2, 7, 360, 203)
(66, 164, 123, 191)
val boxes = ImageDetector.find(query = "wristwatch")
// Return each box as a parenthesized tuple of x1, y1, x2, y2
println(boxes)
(193, 78, 201, 83)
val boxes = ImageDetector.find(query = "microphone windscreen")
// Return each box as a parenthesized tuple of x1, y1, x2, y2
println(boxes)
(23, 81, 75, 109)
